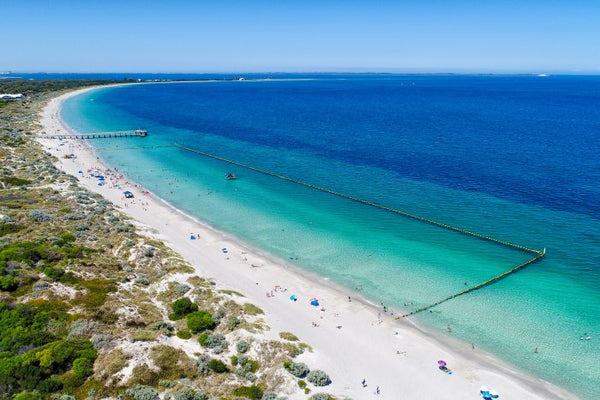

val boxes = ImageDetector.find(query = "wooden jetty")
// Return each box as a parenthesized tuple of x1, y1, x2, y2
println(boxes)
(38, 129, 148, 140)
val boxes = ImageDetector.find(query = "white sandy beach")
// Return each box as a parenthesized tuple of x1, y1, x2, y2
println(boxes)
(36, 86, 577, 400)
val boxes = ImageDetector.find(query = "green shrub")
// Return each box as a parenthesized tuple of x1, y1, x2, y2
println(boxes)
(29, 209, 51, 222)
(307, 370, 331, 386)
(310, 394, 332, 400)
(126, 384, 159, 400)
(286, 362, 309, 378)
(198, 332, 209, 346)
(14, 393, 42, 400)
(243, 303, 263, 315)
(202, 333, 227, 349)
(158, 379, 175, 388)
(177, 329, 192, 339)
(237, 356, 259, 373)
(44, 266, 65, 281)
(130, 331, 157, 342)
(0, 222, 21, 236)
(232, 385, 264, 400)
(207, 359, 228, 373)
(1, 176, 32, 186)
(186, 311, 214, 333)
(171, 298, 198, 317)
(173, 388, 208, 400)
(0, 276, 19, 291)
(38, 376, 63, 393)
(298, 380, 307, 389)
(236, 340, 249, 353)
(226, 315, 240, 331)
(72, 356, 95, 377)
(196, 355, 209, 375)
(279, 332, 299, 341)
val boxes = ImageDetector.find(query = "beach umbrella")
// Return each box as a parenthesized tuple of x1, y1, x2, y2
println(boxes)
(489, 389, 499, 398)
(437, 360, 447, 367)
(310, 300, 319, 306)
(289, 295, 297, 301)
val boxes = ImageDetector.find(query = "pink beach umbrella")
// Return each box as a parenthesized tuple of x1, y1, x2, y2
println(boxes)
(437, 360, 447, 367)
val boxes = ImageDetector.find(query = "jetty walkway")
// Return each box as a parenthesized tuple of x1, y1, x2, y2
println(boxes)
(38, 129, 148, 140)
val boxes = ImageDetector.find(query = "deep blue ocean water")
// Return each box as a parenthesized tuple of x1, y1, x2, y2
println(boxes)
(61, 75, 600, 397)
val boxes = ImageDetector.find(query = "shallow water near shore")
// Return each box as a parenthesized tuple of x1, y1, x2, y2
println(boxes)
(61, 75, 600, 397)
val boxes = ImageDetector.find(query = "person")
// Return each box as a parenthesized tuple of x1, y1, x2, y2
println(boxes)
(376, 386, 380, 395)
(348, 296, 352, 302)
(534, 346, 538, 354)
(361, 378, 366, 387)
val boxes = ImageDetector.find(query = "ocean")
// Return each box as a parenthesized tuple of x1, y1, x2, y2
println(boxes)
(61, 75, 600, 397)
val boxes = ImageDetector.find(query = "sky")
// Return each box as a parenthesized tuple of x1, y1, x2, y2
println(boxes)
(2, 0, 599, 73)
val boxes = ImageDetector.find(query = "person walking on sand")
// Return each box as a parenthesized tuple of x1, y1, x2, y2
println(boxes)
(361, 378, 366, 387)
(376, 386, 380, 395)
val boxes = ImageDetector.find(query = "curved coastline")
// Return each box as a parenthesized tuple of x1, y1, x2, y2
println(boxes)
(37, 85, 578, 400)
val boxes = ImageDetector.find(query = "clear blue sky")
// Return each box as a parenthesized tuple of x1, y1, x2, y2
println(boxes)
(2, 0, 599, 73)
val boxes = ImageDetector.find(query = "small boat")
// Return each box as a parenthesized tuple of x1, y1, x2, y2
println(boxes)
(225, 172, 237, 180)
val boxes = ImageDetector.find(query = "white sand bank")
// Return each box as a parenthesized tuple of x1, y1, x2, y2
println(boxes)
(36, 86, 577, 400)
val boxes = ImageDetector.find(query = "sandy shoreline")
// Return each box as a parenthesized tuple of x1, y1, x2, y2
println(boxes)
(36, 85, 577, 400)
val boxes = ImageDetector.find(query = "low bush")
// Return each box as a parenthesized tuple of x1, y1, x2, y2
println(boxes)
(14, 392, 42, 400)
(172, 298, 198, 318)
(186, 311, 215, 333)
(68, 319, 99, 338)
(1, 176, 31, 186)
(174, 283, 191, 295)
(0, 222, 21, 236)
(243, 303, 263, 315)
(201, 333, 227, 349)
(173, 388, 208, 400)
(286, 362, 309, 378)
(197, 355, 209, 375)
(226, 315, 240, 330)
(207, 358, 228, 373)
(310, 394, 332, 400)
(177, 329, 192, 339)
(90, 333, 111, 349)
(126, 384, 159, 400)
(232, 385, 264, 400)
(236, 340, 249, 353)
(29, 209, 51, 222)
(278, 332, 299, 341)
(307, 370, 331, 386)
(43, 266, 65, 281)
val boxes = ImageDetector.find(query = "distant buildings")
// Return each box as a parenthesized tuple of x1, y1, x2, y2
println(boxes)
(0, 94, 25, 100)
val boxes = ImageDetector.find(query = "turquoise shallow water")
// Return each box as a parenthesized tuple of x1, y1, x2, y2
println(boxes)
(61, 77, 599, 397)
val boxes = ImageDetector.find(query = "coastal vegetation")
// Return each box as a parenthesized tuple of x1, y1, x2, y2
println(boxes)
(0, 80, 333, 399)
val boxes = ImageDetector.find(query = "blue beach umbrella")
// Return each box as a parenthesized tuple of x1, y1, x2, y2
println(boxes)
(310, 300, 319, 306)
(289, 295, 297, 301)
